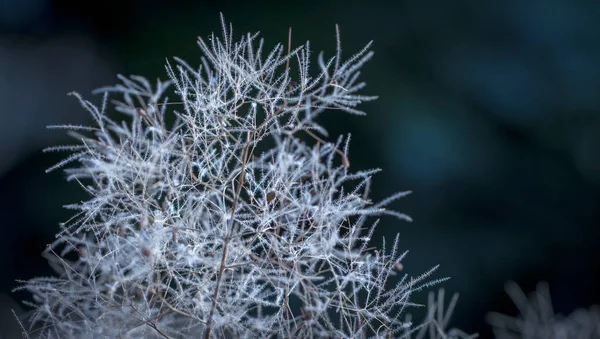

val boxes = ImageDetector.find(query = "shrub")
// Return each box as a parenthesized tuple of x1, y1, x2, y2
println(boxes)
(14, 15, 466, 338)
(487, 281, 600, 339)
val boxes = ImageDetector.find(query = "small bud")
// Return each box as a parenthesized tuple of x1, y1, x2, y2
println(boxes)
(266, 191, 277, 204)
(141, 247, 152, 257)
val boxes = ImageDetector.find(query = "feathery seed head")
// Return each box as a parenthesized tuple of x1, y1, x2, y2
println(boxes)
(14, 14, 455, 339)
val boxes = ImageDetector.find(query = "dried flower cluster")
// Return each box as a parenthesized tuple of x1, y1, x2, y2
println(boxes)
(487, 281, 600, 339)
(14, 16, 461, 338)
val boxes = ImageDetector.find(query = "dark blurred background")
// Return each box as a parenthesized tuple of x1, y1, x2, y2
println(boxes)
(1, 0, 599, 337)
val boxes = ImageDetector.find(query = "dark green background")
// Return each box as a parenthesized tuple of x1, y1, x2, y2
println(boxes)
(1, 1, 599, 337)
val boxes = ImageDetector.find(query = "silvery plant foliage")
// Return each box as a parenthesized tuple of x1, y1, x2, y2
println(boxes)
(14, 15, 469, 339)
(487, 281, 600, 339)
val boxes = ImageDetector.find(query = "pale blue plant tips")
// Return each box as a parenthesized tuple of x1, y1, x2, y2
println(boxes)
(14, 14, 462, 339)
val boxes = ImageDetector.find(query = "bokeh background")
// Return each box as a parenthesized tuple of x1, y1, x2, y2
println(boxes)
(1, 0, 599, 337)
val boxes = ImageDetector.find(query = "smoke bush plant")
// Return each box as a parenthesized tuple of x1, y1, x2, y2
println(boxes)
(14, 16, 456, 338)
(486, 281, 600, 339)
